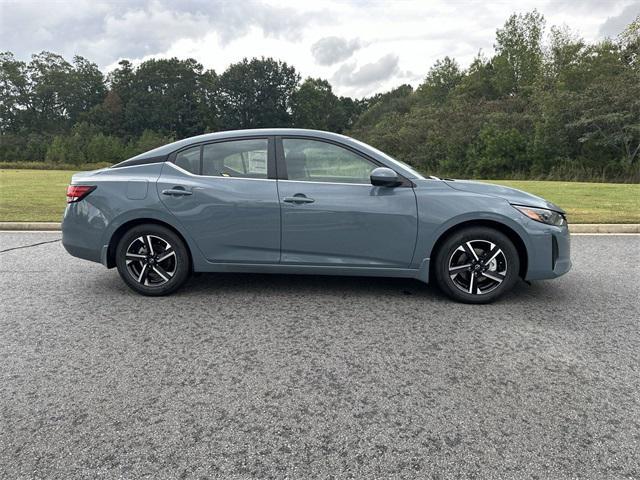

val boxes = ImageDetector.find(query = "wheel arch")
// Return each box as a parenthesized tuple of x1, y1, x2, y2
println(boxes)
(106, 218, 194, 270)
(428, 219, 528, 281)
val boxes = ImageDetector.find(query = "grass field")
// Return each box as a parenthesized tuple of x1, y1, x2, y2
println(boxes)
(1, 170, 77, 222)
(487, 180, 640, 224)
(1, 169, 638, 223)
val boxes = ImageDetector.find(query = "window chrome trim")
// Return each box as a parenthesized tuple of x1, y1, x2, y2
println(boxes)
(277, 179, 373, 187)
(165, 161, 275, 181)
(109, 161, 163, 171)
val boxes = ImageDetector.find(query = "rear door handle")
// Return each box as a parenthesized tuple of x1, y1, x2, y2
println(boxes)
(162, 187, 193, 196)
(283, 194, 315, 204)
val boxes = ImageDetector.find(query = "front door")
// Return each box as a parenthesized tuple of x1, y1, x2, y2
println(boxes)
(276, 137, 418, 267)
(157, 137, 280, 263)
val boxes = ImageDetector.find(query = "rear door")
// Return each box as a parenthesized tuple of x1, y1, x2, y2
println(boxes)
(276, 137, 418, 267)
(157, 137, 281, 263)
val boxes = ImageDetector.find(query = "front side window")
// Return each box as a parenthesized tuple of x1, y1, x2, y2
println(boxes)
(175, 146, 200, 174)
(282, 138, 376, 184)
(202, 139, 268, 179)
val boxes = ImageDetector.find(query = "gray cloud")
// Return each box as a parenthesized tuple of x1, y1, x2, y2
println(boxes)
(0, 0, 329, 67)
(599, 3, 639, 38)
(311, 36, 362, 65)
(549, 0, 628, 11)
(332, 54, 400, 87)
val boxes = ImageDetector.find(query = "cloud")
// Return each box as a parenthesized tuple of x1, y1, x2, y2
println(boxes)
(332, 54, 400, 87)
(550, 0, 630, 12)
(311, 36, 362, 65)
(599, 3, 640, 38)
(2, 0, 635, 98)
(0, 0, 329, 67)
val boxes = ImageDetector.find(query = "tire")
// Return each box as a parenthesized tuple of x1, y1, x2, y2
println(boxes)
(115, 224, 190, 296)
(434, 226, 520, 304)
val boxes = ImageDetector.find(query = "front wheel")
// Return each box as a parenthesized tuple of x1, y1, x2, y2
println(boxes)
(115, 224, 191, 296)
(434, 227, 520, 304)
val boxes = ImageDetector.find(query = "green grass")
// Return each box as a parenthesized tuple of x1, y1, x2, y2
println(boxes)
(486, 180, 640, 224)
(0, 161, 111, 170)
(0, 169, 76, 222)
(0, 169, 638, 223)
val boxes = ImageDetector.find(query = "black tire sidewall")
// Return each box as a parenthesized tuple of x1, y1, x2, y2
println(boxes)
(115, 224, 190, 296)
(435, 227, 520, 304)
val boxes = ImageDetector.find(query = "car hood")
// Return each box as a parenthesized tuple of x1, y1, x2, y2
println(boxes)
(443, 180, 564, 213)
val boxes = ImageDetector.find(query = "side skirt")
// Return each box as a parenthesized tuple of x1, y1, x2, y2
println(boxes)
(194, 261, 430, 284)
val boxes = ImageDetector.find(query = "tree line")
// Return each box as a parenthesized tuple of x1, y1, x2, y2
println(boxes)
(1, 11, 638, 181)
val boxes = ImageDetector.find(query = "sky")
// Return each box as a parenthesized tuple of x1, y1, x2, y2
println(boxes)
(1, 0, 638, 98)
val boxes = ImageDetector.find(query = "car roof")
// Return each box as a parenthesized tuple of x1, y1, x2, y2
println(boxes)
(130, 129, 351, 160)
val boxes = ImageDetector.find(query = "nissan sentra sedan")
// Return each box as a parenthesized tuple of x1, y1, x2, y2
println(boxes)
(62, 129, 571, 303)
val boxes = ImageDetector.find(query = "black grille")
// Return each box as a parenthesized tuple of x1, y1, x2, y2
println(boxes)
(552, 235, 559, 270)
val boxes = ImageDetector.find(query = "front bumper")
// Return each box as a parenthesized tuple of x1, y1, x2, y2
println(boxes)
(524, 222, 571, 281)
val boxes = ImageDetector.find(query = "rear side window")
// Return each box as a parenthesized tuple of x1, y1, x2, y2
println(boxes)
(175, 146, 200, 174)
(202, 139, 268, 179)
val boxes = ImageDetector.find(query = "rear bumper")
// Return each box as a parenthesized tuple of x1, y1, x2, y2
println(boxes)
(61, 203, 106, 264)
(61, 240, 101, 263)
(524, 222, 571, 281)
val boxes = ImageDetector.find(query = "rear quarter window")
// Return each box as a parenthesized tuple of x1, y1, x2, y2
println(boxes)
(175, 146, 201, 174)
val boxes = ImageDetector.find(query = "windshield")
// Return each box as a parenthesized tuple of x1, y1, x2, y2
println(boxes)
(349, 138, 426, 179)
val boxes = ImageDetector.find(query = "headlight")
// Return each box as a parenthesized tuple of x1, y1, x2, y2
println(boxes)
(513, 205, 566, 226)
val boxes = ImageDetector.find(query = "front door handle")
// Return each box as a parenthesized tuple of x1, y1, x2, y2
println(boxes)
(162, 187, 193, 196)
(283, 194, 315, 204)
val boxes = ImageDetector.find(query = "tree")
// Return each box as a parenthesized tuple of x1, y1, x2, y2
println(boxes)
(111, 57, 211, 138)
(216, 57, 300, 129)
(467, 126, 529, 177)
(0, 51, 105, 133)
(417, 57, 463, 103)
(128, 130, 174, 157)
(619, 15, 639, 70)
(457, 54, 499, 100)
(351, 84, 414, 132)
(86, 133, 124, 163)
(0, 52, 30, 133)
(66, 56, 106, 125)
(494, 10, 545, 94)
(291, 78, 346, 131)
(568, 72, 640, 166)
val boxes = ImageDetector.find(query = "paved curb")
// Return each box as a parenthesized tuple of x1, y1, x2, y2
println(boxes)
(0, 222, 61, 231)
(1, 222, 639, 233)
(569, 224, 640, 233)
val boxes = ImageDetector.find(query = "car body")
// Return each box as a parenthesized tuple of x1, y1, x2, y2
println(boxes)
(62, 128, 571, 302)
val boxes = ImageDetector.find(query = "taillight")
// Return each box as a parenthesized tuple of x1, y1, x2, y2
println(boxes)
(66, 185, 96, 203)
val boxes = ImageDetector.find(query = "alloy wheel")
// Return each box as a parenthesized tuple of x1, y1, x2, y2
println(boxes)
(125, 235, 177, 286)
(448, 239, 507, 295)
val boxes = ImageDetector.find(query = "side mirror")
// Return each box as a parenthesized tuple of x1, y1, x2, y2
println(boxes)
(370, 167, 402, 187)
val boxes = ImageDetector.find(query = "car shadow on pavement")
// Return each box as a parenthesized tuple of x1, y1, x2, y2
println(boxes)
(93, 268, 565, 307)
(183, 272, 436, 297)
(173, 272, 545, 305)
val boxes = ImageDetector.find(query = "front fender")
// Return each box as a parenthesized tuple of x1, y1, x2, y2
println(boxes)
(427, 210, 532, 259)
(411, 185, 533, 280)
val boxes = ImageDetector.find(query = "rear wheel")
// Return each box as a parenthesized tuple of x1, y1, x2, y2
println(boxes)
(434, 227, 520, 304)
(115, 224, 190, 296)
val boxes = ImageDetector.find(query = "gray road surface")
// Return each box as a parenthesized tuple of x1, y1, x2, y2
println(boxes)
(1, 232, 639, 479)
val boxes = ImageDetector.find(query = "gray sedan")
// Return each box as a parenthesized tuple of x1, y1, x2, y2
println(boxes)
(62, 129, 571, 303)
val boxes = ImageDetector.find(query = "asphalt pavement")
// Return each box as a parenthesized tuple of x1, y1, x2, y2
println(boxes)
(1, 232, 639, 479)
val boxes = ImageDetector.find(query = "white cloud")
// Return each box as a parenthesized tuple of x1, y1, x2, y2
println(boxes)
(2, 0, 638, 97)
